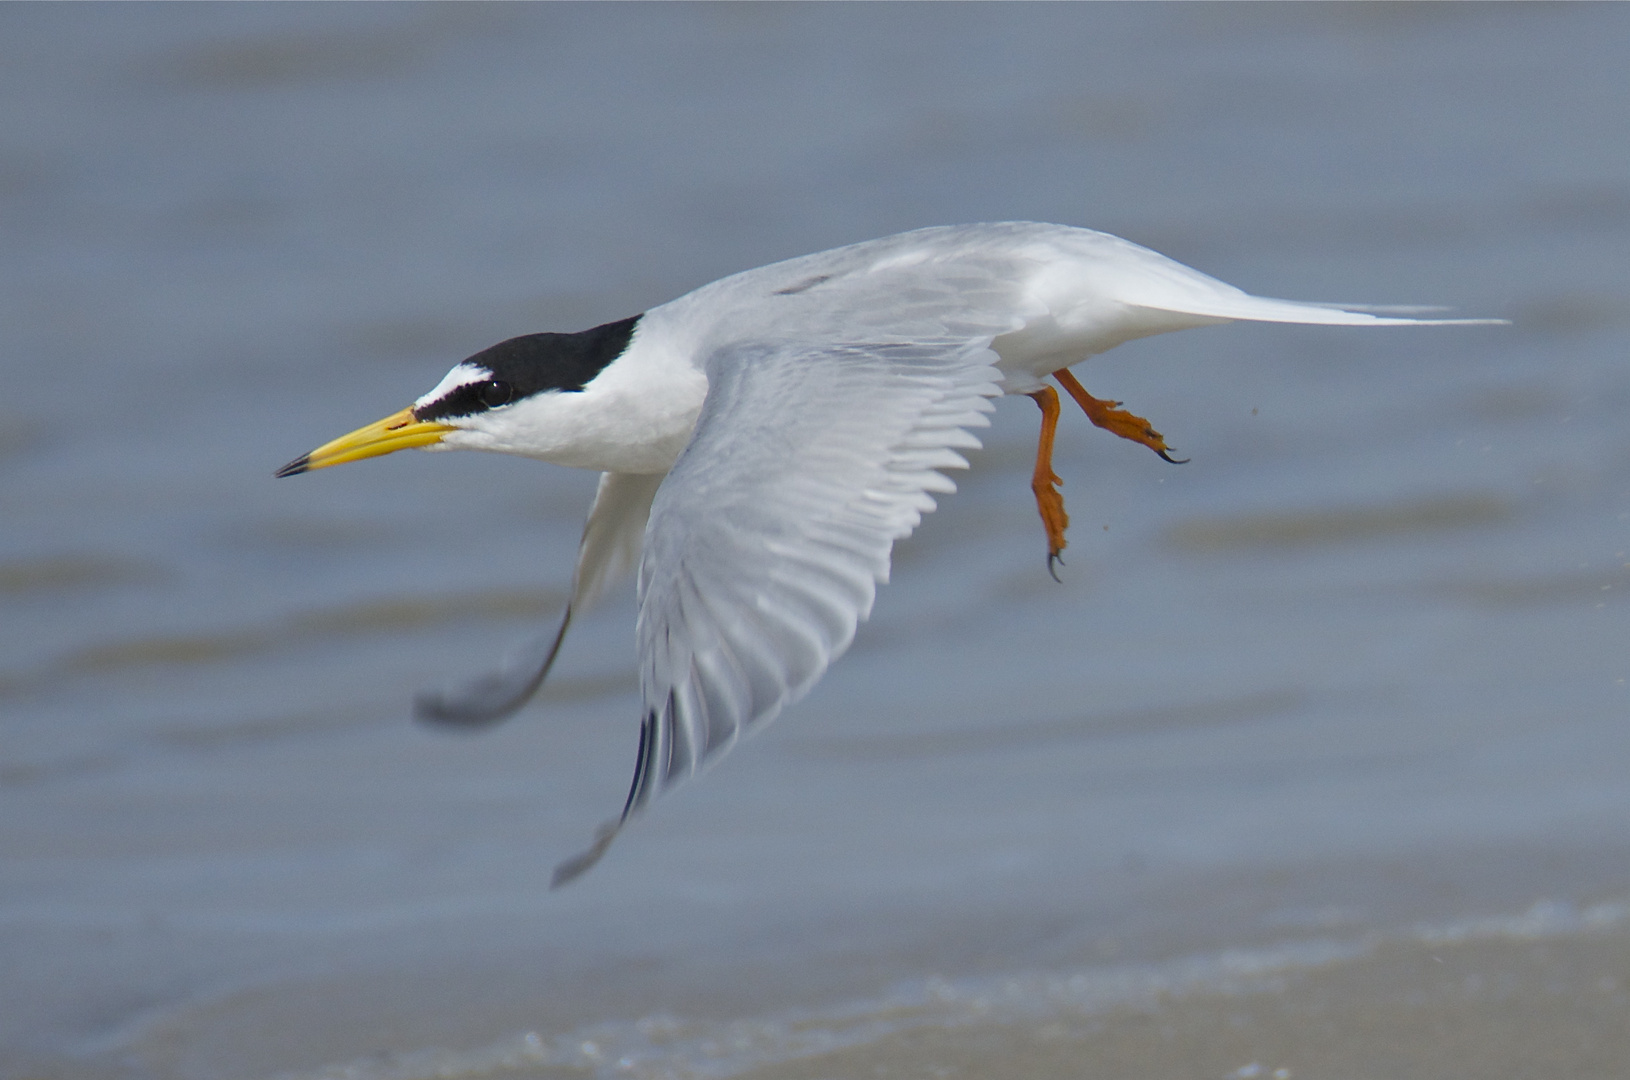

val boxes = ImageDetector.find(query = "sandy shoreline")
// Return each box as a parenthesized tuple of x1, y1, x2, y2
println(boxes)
(737, 919, 1630, 1080)
(210, 901, 1630, 1080)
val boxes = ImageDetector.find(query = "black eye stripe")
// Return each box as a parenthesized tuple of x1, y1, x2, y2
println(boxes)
(418, 381, 494, 420)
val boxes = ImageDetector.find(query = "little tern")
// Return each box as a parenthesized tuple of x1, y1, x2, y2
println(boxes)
(277, 222, 1501, 883)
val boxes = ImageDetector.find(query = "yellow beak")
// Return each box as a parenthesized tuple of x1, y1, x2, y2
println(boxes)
(275, 407, 455, 477)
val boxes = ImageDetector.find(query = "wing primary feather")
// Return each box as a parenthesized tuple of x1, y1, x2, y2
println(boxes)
(414, 602, 573, 727)
(549, 702, 664, 888)
(623, 707, 660, 817)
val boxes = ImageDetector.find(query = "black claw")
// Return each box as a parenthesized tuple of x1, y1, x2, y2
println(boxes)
(1156, 449, 1190, 465)
(1046, 551, 1064, 583)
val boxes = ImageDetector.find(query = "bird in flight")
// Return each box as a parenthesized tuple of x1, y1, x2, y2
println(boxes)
(277, 222, 1499, 883)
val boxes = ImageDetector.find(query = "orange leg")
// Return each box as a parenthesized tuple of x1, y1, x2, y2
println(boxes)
(1028, 386, 1069, 581)
(1053, 368, 1187, 464)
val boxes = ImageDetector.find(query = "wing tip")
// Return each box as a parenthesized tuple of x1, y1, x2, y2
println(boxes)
(551, 700, 671, 887)
(412, 605, 575, 729)
(414, 691, 499, 728)
(551, 820, 622, 888)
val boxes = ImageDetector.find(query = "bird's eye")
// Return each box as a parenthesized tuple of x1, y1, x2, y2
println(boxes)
(479, 380, 515, 408)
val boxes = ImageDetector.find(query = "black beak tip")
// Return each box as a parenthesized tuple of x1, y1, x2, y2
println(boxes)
(275, 454, 310, 479)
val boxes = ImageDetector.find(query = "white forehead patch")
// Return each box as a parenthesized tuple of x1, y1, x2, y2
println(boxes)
(414, 363, 492, 410)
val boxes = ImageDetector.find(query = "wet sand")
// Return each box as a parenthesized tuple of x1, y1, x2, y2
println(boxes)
(6, 925, 1626, 1080)
(209, 900, 1625, 1080)
(739, 924, 1630, 1080)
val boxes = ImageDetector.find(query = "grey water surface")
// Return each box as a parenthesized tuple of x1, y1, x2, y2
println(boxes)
(1, 5, 1627, 1078)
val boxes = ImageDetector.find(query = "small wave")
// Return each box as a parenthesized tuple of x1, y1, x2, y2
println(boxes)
(0, 553, 162, 595)
(1166, 493, 1510, 552)
(0, 586, 566, 695)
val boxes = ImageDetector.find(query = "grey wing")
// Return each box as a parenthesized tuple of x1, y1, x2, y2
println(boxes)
(551, 334, 1005, 885)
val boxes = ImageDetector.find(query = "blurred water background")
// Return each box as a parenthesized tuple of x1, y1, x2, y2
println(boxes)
(2, 5, 1627, 1078)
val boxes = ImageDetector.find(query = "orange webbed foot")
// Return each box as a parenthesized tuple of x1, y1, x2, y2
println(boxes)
(1054, 368, 1188, 464)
